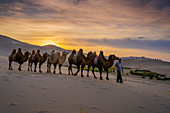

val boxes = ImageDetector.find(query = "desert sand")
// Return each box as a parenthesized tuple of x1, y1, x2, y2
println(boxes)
(0, 55, 170, 113)
(0, 35, 170, 113)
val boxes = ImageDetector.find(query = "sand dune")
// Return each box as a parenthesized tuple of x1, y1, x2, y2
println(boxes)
(122, 58, 170, 77)
(0, 35, 65, 57)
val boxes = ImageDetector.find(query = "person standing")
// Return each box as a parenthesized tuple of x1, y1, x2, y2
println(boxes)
(115, 59, 123, 83)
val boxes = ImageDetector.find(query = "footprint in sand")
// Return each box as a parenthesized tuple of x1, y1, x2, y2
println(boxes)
(138, 105, 144, 109)
(10, 102, 17, 106)
(91, 106, 99, 109)
(2, 78, 11, 81)
(41, 87, 48, 90)
(29, 84, 36, 87)
(35, 109, 51, 113)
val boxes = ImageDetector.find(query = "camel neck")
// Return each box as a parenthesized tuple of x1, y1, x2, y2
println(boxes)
(42, 56, 47, 63)
(59, 54, 67, 64)
(104, 59, 114, 68)
(23, 54, 29, 62)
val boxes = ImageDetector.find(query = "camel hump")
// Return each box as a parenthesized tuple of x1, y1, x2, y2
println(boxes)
(56, 52, 61, 55)
(50, 52, 59, 61)
(51, 49, 56, 55)
(12, 49, 16, 55)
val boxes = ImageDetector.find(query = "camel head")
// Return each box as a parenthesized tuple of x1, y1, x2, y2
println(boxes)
(62, 50, 69, 55)
(92, 51, 97, 58)
(43, 52, 48, 58)
(51, 49, 55, 54)
(108, 55, 119, 61)
(24, 51, 31, 56)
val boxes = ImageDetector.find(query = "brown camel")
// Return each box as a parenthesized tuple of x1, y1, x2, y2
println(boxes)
(8, 48, 30, 71)
(33, 50, 48, 73)
(58, 51, 69, 74)
(91, 51, 119, 80)
(47, 50, 69, 74)
(27, 50, 35, 71)
(38, 52, 49, 73)
(80, 51, 94, 77)
(102, 54, 119, 80)
(68, 49, 85, 76)
(47, 50, 59, 73)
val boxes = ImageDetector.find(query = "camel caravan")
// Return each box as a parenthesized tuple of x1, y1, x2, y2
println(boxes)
(8, 48, 120, 80)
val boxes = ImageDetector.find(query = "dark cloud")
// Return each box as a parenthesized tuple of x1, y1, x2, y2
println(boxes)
(81, 38, 170, 53)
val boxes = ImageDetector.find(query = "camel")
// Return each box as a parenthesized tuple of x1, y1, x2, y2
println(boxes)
(27, 50, 35, 71)
(47, 50, 69, 74)
(90, 51, 104, 79)
(68, 49, 85, 77)
(8, 48, 30, 71)
(31, 50, 48, 73)
(38, 52, 48, 73)
(102, 54, 119, 80)
(80, 51, 94, 77)
(91, 51, 119, 80)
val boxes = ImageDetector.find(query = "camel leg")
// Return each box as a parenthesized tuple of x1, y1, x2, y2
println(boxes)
(34, 62, 37, 72)
(87, 65, 91, 77)
(47, 61, 49, 73)
(81, 64, 85, 77)
(53, 64, 57, 74)
(30, 62, 33, 71)
(92, 66, 97, 79)
(18, 64, 22, 71)
(68, 64, 73, 75)
(47, 62, 49, 73)
(59, 64, 62, 74)
(39, 63, 42, 73)
(104, 68, 109, 80)
(98, 66, 103, 80)
(28, 61, 30, 71)
(48, 63, 51, 73)
(68, 65, 70, 75)
(9, 61, 12, 70)
(74, 65, 80, 76)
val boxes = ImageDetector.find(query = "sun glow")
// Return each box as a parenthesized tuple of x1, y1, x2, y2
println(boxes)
(42, 40, 60, 47)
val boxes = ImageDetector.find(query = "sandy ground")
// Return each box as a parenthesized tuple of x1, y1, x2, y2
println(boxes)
(0, 55, 170, 113)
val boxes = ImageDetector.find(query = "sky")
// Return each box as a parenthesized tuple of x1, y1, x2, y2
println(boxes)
(0, 0, 170, 61)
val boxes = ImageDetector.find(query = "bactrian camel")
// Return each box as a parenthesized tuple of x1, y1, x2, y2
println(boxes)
(47, 50, 69, 74)
(8, 48, 30, 71)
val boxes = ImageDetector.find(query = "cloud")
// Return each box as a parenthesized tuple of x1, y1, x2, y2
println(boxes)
(0, 0, 170, 41)
(63, 37, 170, 53)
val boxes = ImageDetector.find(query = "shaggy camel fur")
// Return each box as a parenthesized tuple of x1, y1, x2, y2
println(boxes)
(27, 50, 35, 71)
(47, 50, 69, 74)
(8, 48, 30, 71)
(68, 49, 85, 76)
(80, 51, 94, 77)
(31, 50, 48, 73)
(38, 52, 48, 73)
(91, 51, 119, 80)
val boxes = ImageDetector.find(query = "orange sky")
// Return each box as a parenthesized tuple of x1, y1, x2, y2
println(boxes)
(0, 0, 170, 61)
